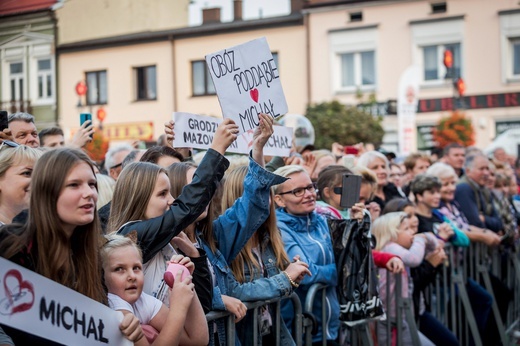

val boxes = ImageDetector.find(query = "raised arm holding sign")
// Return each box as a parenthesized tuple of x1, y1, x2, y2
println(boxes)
(205, 37, 288, 134)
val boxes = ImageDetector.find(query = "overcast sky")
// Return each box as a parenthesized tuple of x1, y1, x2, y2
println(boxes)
(189, 0, 291, 26)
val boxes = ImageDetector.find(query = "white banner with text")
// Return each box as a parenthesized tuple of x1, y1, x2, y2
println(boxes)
(0, 257, 130, 345)
(173, 112, 292, 157)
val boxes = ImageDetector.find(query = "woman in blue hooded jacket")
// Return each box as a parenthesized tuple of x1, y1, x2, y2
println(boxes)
(273, 165, 340, 346)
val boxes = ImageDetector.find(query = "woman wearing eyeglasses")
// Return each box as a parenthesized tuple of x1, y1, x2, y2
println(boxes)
(0, 143, 42, 225)
(273, 165, 340, 346)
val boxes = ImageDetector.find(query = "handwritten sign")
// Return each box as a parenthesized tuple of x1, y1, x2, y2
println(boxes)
(205, 37, 288, 134)
(0, 257, 130, 346)
(173, 112, 293, 157)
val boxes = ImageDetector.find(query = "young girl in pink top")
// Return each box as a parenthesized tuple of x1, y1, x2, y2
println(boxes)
(372, 212, 438, 346)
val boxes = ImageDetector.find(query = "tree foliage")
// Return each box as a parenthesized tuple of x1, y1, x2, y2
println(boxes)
(432, 110, 475, 148)
(305, 100, 384, 150)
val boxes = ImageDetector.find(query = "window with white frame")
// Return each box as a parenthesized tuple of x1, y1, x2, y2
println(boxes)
(329, 26, 377, 93)
(411, 18, 463, 86)
(37, 59, 52, 99)
(423, 43, 461, 81)
(513, 38, 520, 77)
(9, 62, 24, 101)
(340, 51, 375, 87)
(500, 11, 520, 82)
(86, 70, 107, 105)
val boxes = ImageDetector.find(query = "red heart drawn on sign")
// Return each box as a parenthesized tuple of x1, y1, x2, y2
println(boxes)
(241, 129, 255, 149)
(250, 88, 259, 103)
(3, 269, 35, 315)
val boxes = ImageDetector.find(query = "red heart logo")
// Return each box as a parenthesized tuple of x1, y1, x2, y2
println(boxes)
(3, 269, 35, 315)
(250, 88, 259, 103)
(242, 129, 255, 149)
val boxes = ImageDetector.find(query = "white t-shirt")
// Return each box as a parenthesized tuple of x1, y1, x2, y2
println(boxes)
(143, 244, 177, 306)
(108, 292, 162, 324)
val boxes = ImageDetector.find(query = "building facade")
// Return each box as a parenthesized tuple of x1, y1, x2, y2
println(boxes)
(56, 1, 307, 144)
(0, 0, 60, 128)
(6, 0, 515, 151)
(305, 0, 520, 152)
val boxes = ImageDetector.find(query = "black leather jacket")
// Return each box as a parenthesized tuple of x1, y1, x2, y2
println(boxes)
(117, 148, 229, 313)
(117, 148, 229, 263)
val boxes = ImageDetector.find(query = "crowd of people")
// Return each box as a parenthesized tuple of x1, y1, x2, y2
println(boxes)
(0, 111, 518, 345)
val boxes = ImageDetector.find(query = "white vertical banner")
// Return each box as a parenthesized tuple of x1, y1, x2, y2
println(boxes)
(397, 66, 420, 156)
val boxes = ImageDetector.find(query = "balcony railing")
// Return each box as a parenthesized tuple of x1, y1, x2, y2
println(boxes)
(0, 100, 33, 114)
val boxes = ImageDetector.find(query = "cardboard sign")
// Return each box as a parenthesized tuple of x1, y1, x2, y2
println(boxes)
(173, 112, 293, 157)
(0, 257, 130, 346)
(205, 37, 288, 134)
(173, 112, 224, 151)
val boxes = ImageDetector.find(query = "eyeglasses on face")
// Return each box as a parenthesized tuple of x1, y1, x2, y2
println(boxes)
(0, 140, 19, 150)
(278, 183, 317, 197)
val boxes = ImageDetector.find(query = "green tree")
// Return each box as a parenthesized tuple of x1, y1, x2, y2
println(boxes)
(305, 100, 384, 150)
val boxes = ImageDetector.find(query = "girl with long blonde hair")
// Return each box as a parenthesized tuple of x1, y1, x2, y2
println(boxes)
(220, 165, 311, 346)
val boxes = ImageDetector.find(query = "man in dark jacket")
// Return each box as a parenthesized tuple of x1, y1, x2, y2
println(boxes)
(455, 154, 503, 233)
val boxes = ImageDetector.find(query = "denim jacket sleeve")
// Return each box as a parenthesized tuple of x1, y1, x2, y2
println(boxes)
(212, 285, 226, 311)
(212, 157, 287, 263)
(227, 272, 292, 301)
(279, 224, 337, 286)
(118, 149, 229, 263)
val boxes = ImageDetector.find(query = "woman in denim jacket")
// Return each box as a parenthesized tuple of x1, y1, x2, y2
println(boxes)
(213, 165, 311, 346)
(274, 165, 340, 346)
(169, 114, 294, 345)
(168, 156, 287, 345)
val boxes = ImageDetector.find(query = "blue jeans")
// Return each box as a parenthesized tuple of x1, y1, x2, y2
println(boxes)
(419, 311, 460, 346)
(466, 278, 492, 332)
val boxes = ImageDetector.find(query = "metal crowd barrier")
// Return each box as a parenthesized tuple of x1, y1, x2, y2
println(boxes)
(302, 283, 374, 346)
(426, 242, 520, 346)
(375, 271, 420, 346)
(474, 241, 520, 345)
(300, 242, 518, 346)
(205, 241, 519, 346)
(205, 292, 303, 346)
(423, 243, 481, 345)
(303, 283, 327, 346)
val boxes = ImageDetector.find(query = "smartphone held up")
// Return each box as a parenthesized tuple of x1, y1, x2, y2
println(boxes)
(333, 173, 362, 209)
(80, 113, 93, 138)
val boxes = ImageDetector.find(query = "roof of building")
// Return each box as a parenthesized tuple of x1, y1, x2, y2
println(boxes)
(58, 11, 303, 53)
(305, 0, 391, 8)
(0, 0, 58, 17)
